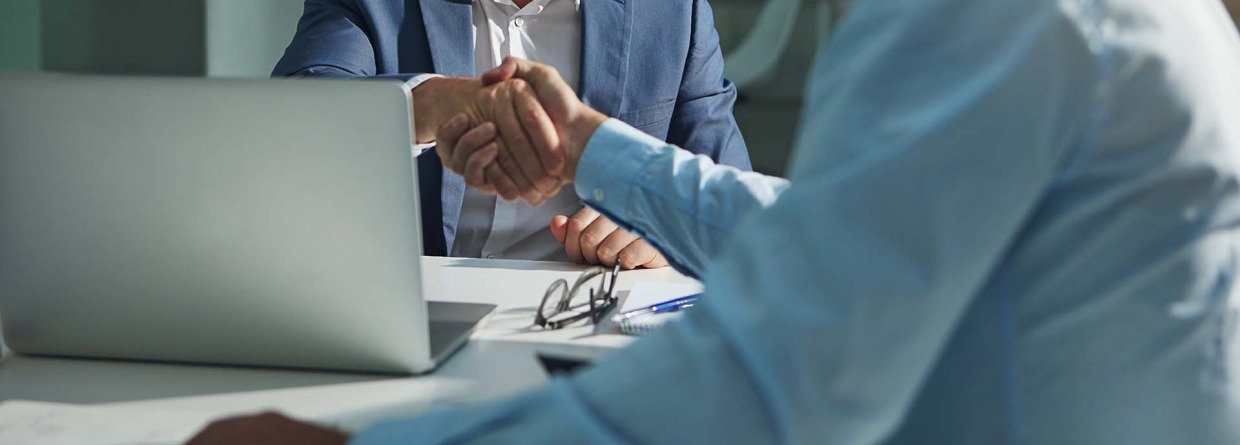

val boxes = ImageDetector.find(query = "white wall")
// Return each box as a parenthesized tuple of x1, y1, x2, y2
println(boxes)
(206, 0, 305, 78)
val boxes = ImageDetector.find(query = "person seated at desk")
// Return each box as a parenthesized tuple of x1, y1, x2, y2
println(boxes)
(189, 0, 1240, 443)
(272, 0, 752, 269)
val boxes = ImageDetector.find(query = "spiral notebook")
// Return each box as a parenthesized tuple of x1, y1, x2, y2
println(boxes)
(616, 282, 703, 335)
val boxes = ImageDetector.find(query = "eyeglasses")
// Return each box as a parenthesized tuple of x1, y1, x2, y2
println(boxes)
(534, 261, 622, 330)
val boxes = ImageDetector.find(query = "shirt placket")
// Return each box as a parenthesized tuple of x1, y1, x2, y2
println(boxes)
(478, 0, 544, 259)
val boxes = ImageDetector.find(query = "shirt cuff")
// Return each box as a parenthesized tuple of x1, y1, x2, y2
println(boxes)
(574, 119, 667, 225)
(404, 74, 444, 155)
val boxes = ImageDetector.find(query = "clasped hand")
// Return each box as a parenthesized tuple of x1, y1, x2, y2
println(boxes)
(432, 57, 667, 269)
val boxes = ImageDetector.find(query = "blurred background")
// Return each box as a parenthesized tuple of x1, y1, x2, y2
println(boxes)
(1, 0, 1237, 176)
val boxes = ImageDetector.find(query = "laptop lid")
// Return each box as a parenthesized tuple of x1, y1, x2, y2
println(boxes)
(0, 74, 443, 374)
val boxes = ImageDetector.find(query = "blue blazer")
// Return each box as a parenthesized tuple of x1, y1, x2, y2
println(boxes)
(274, 0, 751, 256)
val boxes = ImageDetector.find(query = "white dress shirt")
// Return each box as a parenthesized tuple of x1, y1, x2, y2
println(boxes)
(412, 0, 584, 261)
(354, 0, 1240, 443)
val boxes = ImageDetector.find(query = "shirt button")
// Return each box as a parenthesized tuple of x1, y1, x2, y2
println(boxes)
(593, 188, 605, 201)
(513, 17, 525, 28)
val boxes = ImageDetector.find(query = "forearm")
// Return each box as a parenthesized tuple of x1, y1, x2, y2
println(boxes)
(572, 119, 788, 279)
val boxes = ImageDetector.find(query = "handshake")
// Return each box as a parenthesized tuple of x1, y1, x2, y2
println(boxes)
(413, 57, 667, 269)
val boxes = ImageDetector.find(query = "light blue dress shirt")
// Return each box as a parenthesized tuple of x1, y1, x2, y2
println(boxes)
(352, 0, 1240, 443)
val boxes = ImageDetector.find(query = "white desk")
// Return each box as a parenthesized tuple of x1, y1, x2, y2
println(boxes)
(0, 257, 696, 431)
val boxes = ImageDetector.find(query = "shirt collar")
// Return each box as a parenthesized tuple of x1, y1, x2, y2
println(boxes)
(485, 0, 563, 13)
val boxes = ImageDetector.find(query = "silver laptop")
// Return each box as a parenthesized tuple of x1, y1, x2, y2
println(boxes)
(0, 73, 494, 375)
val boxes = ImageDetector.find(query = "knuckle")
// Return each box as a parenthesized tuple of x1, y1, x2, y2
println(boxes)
(526, 173, 547, 188)
(497, 167, 526, 187)
(575, 208, 598, 220)
(579, 232, 600, 249)
(596, 244, 617, 261)
(462, 131, 488, 148)
(627, 246, 654, 266)
(497, 154, 519, 171)
(521, 114, 540, 129)
(567, 218, 587, 234)
(618, 246, 639, 262)
(466, 157, 488, 173)
(521, 107, 545, 130)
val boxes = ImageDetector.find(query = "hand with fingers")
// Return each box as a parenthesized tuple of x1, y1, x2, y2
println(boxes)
(550, 208, 669, 269)
(414, 76, 566, 205)
(433, 57, 610, 205)
(434, 57, 667, 269)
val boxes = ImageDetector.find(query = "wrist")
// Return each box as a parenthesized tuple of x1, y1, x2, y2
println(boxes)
(560, 108, 608, 182)
(412, 77, 482, 144)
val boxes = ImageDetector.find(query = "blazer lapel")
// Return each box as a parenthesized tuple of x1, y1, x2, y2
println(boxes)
(579, 0, 631, 117)
(419, 0, 474, 253)
(419, 0, 475, 76)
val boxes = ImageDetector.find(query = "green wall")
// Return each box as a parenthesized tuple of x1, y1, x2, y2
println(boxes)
(41, 0, 206, 76)
(0, 0, 41, 71)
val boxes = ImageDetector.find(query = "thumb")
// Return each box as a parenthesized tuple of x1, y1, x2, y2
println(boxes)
(549, 215, 569, 244)
(481, 58, 518, 85)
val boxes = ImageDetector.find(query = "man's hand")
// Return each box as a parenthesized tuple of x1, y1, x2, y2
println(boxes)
(438, 122, 666, 268)
(435, 57, 609, 206)
(185, 412, 348, 445)
(551, 208, 669, 269)
(415, 77, 564, 204)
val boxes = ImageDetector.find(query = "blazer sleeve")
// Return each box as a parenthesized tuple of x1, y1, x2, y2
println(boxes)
(272, 0, 420, 82)
(664, 0, 753, 171)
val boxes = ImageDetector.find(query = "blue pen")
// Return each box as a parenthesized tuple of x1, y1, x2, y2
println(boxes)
(612, 293, 702, 322)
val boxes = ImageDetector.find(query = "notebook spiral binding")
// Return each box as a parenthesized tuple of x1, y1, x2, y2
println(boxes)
(617, 312, 684, 335)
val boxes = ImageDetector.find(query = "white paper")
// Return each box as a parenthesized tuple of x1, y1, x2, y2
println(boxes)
(619, 282, 704, 313)
(0, 400, 212, 445)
